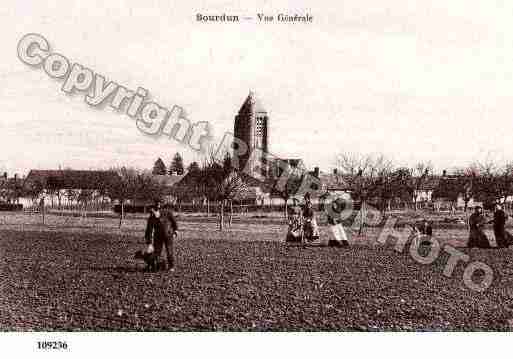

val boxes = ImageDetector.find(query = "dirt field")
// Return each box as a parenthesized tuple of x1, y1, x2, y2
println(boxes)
(1, 212, 513, 331)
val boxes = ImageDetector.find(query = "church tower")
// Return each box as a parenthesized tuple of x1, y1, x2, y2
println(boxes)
(233, 91, 269, 176)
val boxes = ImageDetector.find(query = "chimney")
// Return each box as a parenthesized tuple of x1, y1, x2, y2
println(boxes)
(333, 168, 338, 175)
(314, 167, 320, 178)
(3, 172, 6, 179)
(442, 169, 447, 177)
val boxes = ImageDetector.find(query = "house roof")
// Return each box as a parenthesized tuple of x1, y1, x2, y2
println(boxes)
(418, 176, 441, 191)
(280, 158, 304, 168)
(24, 170, 120, 190)
(152, 174, 187, 187)
(318, 172, 351, 191)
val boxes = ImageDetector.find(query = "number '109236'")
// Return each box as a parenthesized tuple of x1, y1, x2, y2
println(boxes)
(37, 341, 68, 350)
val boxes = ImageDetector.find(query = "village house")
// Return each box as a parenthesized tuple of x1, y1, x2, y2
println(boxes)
(22, 169, 120, 208)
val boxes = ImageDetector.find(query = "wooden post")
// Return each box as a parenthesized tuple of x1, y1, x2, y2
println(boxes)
(358, 201, 365, 235)
(219, 200, 224, 231)
(119, 201, 124, 228)
(41, 197, 45, 225)
(229, 199, 233, 227)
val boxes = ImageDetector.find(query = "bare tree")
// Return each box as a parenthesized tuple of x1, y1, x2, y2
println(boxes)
(106, 167, 137, 228)
(377, 167, 411, 214)
(200, 150, 248, 231)
(24, 179, 45, 207)
(409, 162, 433, 210)
(434, 157, 512, 212)
(77, 189, 93, 217)
(135, 170, 166, 209)
(334, 151, 394, 234)
(467, 158, 513, 208)
(269, 162, 303, 218)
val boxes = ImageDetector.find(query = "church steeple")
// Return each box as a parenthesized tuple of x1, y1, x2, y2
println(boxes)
(238, 90, 266, 115)
(233, 91, 269, 176)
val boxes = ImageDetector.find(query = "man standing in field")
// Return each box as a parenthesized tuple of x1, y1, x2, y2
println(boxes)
(141, 199, 178, 272)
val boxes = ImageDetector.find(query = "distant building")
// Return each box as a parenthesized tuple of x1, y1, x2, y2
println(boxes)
(268, 158, 305, 179)
(24, 169, 119, 190)
(22, 169, 120, 206)
(152, 173, 187, 203)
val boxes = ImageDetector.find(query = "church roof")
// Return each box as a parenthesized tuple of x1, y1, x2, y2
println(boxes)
(238, 91, 267, 114)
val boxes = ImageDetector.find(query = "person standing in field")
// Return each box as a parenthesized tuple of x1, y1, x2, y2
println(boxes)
(468, 206, 491, 248)
(489, 203, 512, 248)
(286, 198, 302, 244)
(302, 193, 319, 243)
(140, 199, 178, 272)
(418, 219, 433, 246)
(326, 196, 350, 247)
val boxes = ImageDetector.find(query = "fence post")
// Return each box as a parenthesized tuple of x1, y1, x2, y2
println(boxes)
(229, 200, 233, 226)
(41, 198, 45, 225)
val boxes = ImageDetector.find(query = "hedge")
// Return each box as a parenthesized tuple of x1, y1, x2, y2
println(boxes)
(112, 204, 152, 214)
(0, 203, 23, 211)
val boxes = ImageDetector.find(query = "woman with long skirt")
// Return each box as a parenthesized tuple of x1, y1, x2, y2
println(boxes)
(468, 206, 491, 248)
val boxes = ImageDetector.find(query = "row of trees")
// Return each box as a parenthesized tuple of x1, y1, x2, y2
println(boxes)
(433, 161, 513, 211)
(104, 168, 167, 227)
(7, 150, 513, 231)
(334, 151, 513, 214)
(0, 174, 23, 204)
(20, 168, 167, 227)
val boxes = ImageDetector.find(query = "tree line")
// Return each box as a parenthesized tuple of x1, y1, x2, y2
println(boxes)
(333, 151, 513, 214)
(3, 150, 513, 231)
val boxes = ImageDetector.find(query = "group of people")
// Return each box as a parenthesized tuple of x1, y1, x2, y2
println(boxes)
(468, 203, 513, 248)
(286, 193, 349, 247)
(135, 197, 512, 272)
(410, 219, 434, 246)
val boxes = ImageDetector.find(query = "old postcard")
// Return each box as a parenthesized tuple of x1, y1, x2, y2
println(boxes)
(1, 0, 512, 357)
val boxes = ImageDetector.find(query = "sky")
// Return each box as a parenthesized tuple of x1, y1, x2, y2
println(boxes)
(2, 0, 513, 176)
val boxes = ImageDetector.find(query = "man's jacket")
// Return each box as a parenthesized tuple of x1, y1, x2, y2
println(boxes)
(145, 210, 178, 244)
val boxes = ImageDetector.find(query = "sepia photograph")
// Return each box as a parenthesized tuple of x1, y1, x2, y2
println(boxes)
(1, 0, 512, 356)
